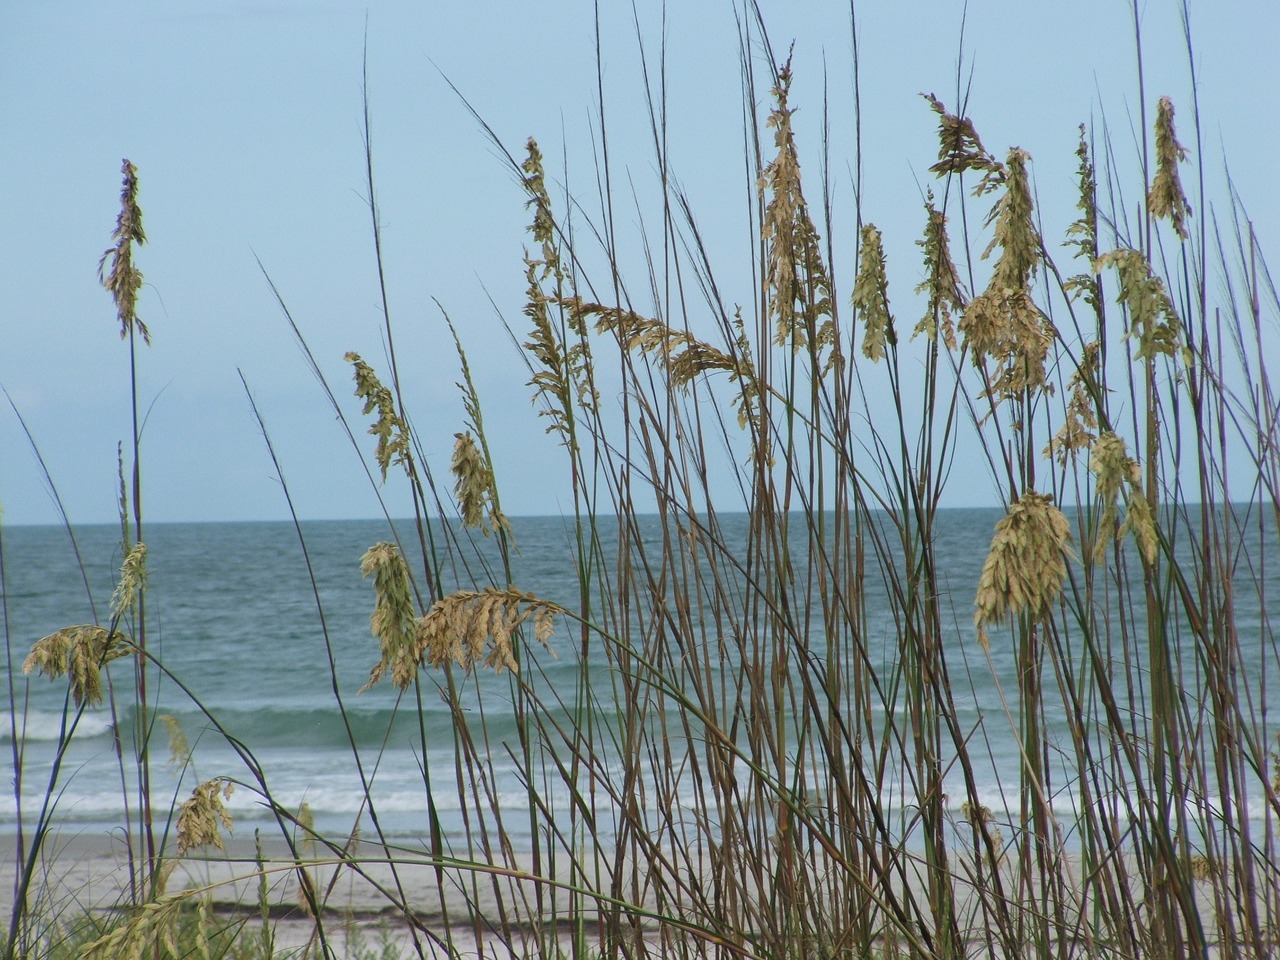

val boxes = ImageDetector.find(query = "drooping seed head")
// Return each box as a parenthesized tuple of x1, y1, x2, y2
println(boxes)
(24, 625, 130, 707)
(974, 492, 1073, 646)
(176, 778, 234, 854)
(418, 587, 560, 675)
(1148, 96, 1191, 239)
(360, 541, 420, 691)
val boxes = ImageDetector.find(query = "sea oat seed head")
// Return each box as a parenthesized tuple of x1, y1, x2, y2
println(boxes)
(360, 541, 420, 691)
(853, 225, 894, 362)
(110, 541, 148, 621)
(1094, 248, 1183, 362)
(1045, 342, 1101, 465)
(418, 587, 560, 675)
(452, 431, 492, 530)
(1148, 96, 1191, 239)
(176, 778, 234, 854)
(98, 160, 151, 345)
(958, 149, 1058, 405)
(974, 492, 1072, 643)
(577, 298, 747, 396)
(913, 196, 964, 349)
(984, 148, 1039, 294)
(24, 625, 130, 707)
(1089, 431, 1132, 561)
(1088, 432, 1159, 565)
(345, 352, 411, 482)
(160, 713, 191, 767)
(923, 94, 1000, 178)
(1123, 489, 1159, 566)
(1090, 432, 1136, 507)
(78, 896, 192, 960)
(522, 138, 559, 274)
(519, 147, 599, 443)
(759, 60, 836, 358)
(959, 288, 1055, 404)
(1063, 128, 1104, 314)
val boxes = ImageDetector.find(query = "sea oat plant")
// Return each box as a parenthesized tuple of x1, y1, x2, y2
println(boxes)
(272, 10, 1280, 958)
(8, 5, 1280, 960)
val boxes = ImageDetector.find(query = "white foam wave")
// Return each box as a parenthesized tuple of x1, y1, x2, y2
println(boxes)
(0, 710, 114, 742)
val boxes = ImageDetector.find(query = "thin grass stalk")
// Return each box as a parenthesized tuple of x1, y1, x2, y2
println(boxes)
(96, 159, 160, 901)
(265, 274, 492, 957)
(4, 691, 92, 960)
(0, 395, 114, 950)
(17, 11, 1271, 960)
(123, 300, 158, 903)
(0, 523, 20, 937)
(358, 77, 525, 956)
(239, 374, 449, 960)
(109, 651, 335, 957)
(1129, 12, 1176, 950)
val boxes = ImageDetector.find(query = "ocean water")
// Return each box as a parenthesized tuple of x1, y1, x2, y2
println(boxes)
(2, 511, 1277, 850)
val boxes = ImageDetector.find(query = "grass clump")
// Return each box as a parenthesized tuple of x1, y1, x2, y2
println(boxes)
(5, 5, 1280, 960)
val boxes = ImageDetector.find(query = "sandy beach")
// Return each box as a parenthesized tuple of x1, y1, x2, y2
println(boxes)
(2, 826, 1247, 959)
(1, 830, 615, 957)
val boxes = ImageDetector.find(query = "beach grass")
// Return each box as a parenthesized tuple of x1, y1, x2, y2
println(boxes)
(5, 3, 1280, 958)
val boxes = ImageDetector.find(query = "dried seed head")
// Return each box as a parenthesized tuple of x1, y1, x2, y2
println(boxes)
(160, 714, 191, 767)
(959, 288, 1055, 403)
(297, 800, 315, 844)
(98, 159, 151, 345)
(1090, 432, 1138, 507)
(1190, 855, 1216, 882)
(852, 224, 894, 362)
(1089, 431, 1135, 562)
(984, 148, 1040, 294)
(1094, 248, 1183, 362)
(360, 542, 420, 691)
(78, 895, 191, 960)
(728, 309, 763, 434)
(1123, 488, 1159, 566)
(923, 94, 1000, 178)
(418, 587, 560, 675)
(577, 298, 751, 399)
(523, 265, 576, 443)
(444, 313, 514, 544)
(24, 625, 130, 707)
(1088, 432, 1159, 565)
(520, 144, 597, 444)
(913, 196, 963, 349)
(1148, 96, 1191, 239)
(177, 778, 234, 854)
(974, 492, 1072, 645)
(451, 430, 489, 529)
(1045, 342, 1101, 465)
(345, 352, 411, 482)
(1063, 127, 1104, 314)
(296, 800, 317, 915)
(451, 431, 507, 536)
(522, 138, 560, 277)
(959, 148, 1058, 405)
(758, 60, 835, 357)
(110, 541, 148, 621)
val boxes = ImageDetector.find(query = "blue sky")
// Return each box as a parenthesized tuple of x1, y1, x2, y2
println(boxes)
(2, 1, 1276, 525)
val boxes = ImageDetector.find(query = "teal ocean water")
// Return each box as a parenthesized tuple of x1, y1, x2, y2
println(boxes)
(2, 512, 1277, 847)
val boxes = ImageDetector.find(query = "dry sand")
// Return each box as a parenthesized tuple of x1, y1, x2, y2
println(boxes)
(1, 828, 1243, 958)
(1, 830, 658, 957)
